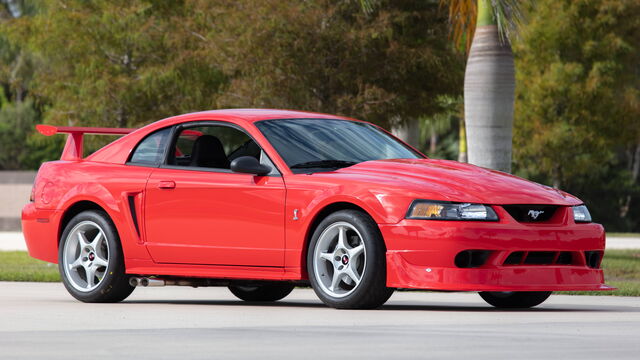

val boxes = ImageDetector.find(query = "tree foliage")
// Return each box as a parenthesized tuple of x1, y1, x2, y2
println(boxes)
(8, 0, 227, 128)
(513, 0, 640, 231)
(208, 0, 463, 129)
(1, 0, 463, 131)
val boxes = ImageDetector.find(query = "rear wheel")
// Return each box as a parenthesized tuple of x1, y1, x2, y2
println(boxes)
(228, 283, 295, 302)
(58, 210, 134, 303)
(479, 291, 552, 308)
(307, 210, 394, 309)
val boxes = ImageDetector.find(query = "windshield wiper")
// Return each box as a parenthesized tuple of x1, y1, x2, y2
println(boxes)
(290, 159, 358, 169)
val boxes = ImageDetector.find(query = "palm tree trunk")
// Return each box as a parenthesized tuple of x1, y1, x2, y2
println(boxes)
(464, 0, 515, 173)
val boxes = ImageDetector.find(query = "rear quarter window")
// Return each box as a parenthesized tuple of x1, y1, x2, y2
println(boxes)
(129, 128, 171, 165)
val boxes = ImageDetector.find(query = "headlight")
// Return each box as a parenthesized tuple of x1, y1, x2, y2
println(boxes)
(572, 205, 592, 223)
(406, 200, 498, 221)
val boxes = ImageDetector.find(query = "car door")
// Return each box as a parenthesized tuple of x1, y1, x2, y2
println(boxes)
(143, 122, 286, 267)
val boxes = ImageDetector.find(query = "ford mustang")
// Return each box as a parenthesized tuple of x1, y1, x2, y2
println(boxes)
(22, 109, 613, 309)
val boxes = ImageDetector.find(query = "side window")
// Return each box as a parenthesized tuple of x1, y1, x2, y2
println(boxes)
(170, 125, 261, 170)
(129, 128, 171, 165)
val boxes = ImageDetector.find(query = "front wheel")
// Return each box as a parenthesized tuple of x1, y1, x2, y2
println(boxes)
(58, 210, 134, 303)
(307, 210, 394, 309)
(228, 283, 295, 302)
(479, 291, 552, 308)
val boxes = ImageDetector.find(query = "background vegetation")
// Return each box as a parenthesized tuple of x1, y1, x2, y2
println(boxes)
(0, 0, 638, 231)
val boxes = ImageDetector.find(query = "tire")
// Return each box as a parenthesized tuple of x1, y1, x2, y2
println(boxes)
(479, 291, 552, 308)
(228, 283, 295, 302)
(307, 210, 394, 309)
(58, 210, 134, 303)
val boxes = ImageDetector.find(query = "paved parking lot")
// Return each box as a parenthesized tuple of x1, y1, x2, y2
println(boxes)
(0, 282, 639, 359)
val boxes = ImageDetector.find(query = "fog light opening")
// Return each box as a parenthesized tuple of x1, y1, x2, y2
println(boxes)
(584, 251, 602, 269)
(455, 250, 491, 268)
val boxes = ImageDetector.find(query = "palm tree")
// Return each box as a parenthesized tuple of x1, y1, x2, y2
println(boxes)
(446, 0, 525, 173)
(362, 0, 526, 173)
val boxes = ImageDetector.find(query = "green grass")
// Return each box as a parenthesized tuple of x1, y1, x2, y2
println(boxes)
(606, 233, 640, 238)
(0, 250, 639, 296)
(0, 251, 60, 282)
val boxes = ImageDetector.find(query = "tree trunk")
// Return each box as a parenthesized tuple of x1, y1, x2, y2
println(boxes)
(621, 143, 640, 218)
(464, 0, 515, 173)
(429, 123, 437, 154)
(392, 118, 421, 149)
(458, 115, 467, 162)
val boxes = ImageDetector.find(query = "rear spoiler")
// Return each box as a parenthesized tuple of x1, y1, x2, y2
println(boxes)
(36, 124, 135, 161)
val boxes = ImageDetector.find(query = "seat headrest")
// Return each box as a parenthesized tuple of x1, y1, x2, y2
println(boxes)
(190, 135, 230, 169)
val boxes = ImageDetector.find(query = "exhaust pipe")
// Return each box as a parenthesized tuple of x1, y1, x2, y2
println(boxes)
(141, 278, 165, 287)
(129, 277, 166, 287)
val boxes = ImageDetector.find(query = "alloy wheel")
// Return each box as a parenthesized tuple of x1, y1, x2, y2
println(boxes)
(313, 221, 367, 298)
(62, 220, 110, 292)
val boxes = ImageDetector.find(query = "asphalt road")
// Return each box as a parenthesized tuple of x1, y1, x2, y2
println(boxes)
(1, 282, 639, 359)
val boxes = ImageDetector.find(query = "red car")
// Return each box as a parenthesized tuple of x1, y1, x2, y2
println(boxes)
(22, 109, 612, 309)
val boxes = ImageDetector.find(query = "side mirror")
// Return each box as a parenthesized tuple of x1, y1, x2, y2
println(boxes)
(230, 156, 272, 176)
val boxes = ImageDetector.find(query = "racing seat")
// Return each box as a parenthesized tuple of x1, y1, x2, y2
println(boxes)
(190, 135, 230, 169)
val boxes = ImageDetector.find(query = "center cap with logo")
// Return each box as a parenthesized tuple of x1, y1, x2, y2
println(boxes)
(341, 254, 349, 265)
(88, 252, 95, 261)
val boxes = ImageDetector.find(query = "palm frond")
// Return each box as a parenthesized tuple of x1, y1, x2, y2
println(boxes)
(358, 0, 379, 15)
(491, 0, 528, 43)
(439, 0, 477, 53)
(440, 0, 530, 51)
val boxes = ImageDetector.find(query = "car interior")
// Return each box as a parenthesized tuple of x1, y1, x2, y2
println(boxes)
(129, 123, 277, 174)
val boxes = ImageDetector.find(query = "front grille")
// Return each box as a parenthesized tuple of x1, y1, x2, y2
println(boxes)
(502, 205, 558, 222)
(502, 251, 577, 266)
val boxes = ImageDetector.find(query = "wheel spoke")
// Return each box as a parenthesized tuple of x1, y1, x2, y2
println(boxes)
(92, 255, 108, 269)
(349, 244, 364, 258)
(345, 266, 361, 285)
(91, 231, 103, 247)
(319, 252, 334, 263)
(69, 257, 83, 270)
(329, 271, 342, 292)
(85, 265, 96, 288)
(77, 231, 89, 248)
(337, 226, 347, 249)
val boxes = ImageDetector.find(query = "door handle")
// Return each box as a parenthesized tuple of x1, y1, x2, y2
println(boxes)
(157, 180, 176, 189)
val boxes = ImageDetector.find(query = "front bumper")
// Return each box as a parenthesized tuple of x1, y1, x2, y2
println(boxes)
(380, 213, 614, 292)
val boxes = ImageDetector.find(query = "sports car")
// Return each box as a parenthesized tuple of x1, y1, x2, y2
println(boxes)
(22, 109, 613, 309)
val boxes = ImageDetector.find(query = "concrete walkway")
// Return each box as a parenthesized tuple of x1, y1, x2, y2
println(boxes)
(0, 232, 27, 251)
(2, 232, 639, 252)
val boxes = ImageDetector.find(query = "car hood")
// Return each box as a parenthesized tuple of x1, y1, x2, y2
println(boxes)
(329, 158, 581, 206)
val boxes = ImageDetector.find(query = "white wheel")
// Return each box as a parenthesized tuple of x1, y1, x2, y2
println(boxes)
(62, 221, 110, 292)
(312, 222, 367, 298)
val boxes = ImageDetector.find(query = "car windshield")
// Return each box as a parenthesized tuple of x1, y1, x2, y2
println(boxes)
(255, 118, 423, 173)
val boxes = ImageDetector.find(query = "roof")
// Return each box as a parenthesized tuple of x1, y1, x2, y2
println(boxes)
(176, 108, 356, 123)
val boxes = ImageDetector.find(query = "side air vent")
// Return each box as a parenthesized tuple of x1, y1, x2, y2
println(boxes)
(127, 195, 140, 237)
(502, 205, 558, 222)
